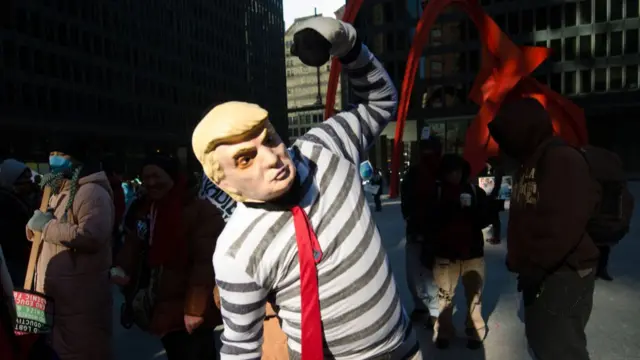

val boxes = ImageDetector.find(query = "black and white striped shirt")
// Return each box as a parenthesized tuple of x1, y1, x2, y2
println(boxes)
(215, 44, 417, 359)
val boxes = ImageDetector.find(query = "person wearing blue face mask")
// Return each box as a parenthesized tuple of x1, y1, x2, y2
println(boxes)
(25, 140, 115, 360)
(48, 154, 74, 174)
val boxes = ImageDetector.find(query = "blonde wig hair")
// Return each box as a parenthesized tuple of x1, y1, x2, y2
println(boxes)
(192, 101, 269, 202)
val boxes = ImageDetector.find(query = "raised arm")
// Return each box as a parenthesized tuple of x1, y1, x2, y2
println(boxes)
(295, 18, 398, 165)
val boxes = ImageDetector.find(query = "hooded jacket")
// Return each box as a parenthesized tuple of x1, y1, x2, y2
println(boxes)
(488, 98, 599, 277)
(36, 170, 115, 360)
(424, 155, 500, 260)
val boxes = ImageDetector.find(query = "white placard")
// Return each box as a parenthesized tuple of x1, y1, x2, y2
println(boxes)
(199, 174, 236, 221)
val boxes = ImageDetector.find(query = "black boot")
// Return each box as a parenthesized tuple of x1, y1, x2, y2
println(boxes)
(597, 246, 613, 281)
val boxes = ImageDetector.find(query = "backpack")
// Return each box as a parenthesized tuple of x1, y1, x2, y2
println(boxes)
(538, 141, 634, 246)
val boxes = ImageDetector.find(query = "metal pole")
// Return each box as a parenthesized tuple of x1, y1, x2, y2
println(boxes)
(314, 7, 323, 106)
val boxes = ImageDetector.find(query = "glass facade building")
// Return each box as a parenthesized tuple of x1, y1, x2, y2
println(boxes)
(352, 0, 640, 171)
(0, 0, 287, 171)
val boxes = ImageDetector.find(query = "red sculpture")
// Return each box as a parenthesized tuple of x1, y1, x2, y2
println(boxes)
(325, 0, 588, 198)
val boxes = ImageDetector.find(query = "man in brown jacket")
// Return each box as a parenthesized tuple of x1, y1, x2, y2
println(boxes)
(488, 98, 599, 360)
(113, 155, 224, 360)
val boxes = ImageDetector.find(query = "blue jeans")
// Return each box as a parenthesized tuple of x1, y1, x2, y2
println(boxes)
(405, 242, 439, 316)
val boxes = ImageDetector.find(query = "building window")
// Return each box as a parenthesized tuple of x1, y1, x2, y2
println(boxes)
(21, 83, 35, 107)
(550, 39, 561, 62)
(396, 31, 406, 50)
(609, 66, 623, 89)
(579, 0, 592, 24)
(626, 29, 639, 54)
(564, 71, 576, 94)
(3, 40, 16, 68)
(522, 10, 534, 33)
(610, 31, 623, 56)
(508, 12, 519, 34)
(386, 32, 395, 51)
(594, 33, 606, 57)
(594, 68, 606, 91)
(18, 46, 31, 71)
(536, 8, 548, 31)
(431, 60, 443, 72)
(550, 72, 561, 93)
(580, 69, 592, 93)
(58, 24, 68, 46)
(626, 65, 638, 88)
(611, 0, 623, 20)
(372, 4, 384, 25)
(595, 0, 607, 22)
(550, 5, 562, 29)
(564, 37, 577, 60)
(565, 2, 577, 27)
(629, 0, 639, 18)
(579, 35, 592, 58)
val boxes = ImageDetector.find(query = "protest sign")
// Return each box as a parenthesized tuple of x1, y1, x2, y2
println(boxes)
(199, 174, 236, 221)
(13, 290, 54, 335)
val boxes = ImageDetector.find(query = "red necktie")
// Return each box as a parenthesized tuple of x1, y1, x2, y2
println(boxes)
(291, 205, 324, 359)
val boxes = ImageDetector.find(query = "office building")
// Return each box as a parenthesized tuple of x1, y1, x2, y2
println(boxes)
(0, 0, 286, 171)
(285, 12, 342, 145)
(353, 0, 640, 171)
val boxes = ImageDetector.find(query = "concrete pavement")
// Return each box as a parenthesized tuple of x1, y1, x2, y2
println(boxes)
(113, 184, 640, 359)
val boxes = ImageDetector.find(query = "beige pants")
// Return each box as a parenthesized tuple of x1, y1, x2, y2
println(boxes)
(433, 257, 486, 341)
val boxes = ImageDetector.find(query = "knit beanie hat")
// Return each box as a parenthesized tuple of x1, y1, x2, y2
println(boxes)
(142, 155, 180, 181)
(0, 159, 28, 187)
(50, 138, 86, 163)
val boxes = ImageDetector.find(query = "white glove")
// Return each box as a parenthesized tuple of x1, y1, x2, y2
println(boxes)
(296, 17, 358, 58)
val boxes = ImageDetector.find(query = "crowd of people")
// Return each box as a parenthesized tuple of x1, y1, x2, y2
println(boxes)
(0, 16, 634, 360)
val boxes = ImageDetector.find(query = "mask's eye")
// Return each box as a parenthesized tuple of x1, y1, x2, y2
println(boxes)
(234, 149, 257, 169)
(236, 156, 252, 169)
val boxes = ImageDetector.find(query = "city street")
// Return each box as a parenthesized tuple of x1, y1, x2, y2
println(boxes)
(113, 183, 640, 360)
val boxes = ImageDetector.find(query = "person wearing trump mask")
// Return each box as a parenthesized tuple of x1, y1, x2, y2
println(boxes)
(192, 17, 421, 360)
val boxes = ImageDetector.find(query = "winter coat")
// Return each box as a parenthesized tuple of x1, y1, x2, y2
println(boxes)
(488, 98, 600, 277)
(36, 171, 115, 360)
(116, 196, 224, 336)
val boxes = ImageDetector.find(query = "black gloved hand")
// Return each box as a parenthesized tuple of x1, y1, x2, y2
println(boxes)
(291, 28, 332, 67)
(291, 17, 358, 67)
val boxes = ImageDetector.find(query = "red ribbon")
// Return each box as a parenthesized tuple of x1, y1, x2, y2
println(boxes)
(291, 205, 324, 359)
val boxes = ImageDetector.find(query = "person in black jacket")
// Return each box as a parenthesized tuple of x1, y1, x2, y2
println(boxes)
(400, 137, 442, 324)
(425, 154, 504, 350)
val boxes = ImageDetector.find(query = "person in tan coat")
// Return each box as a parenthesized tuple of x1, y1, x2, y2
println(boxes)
(25, 143, 115, 360)
(112, 155, 224, 360)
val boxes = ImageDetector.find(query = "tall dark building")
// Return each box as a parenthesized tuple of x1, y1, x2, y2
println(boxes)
(0, 0, 286, 172)
(353, 0, 640, 172)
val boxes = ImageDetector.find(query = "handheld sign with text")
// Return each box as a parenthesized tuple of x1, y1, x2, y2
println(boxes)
(199, 174, 236, 221)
